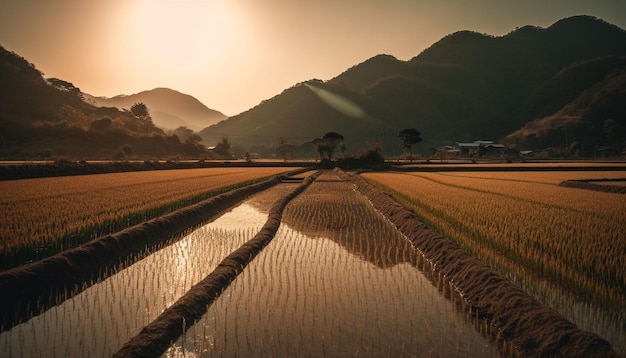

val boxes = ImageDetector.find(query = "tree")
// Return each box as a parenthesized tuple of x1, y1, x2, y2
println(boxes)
(275, 137, 295, 161)
(398, 128, 422, 160)
(47, 78, 83, 99)
(130, 102, 151, 121)
(310, 137, 327, 161)
(321, 132, 344, 160)
(213, 136, 232, 158)
(173, 126, 201, 144)
(58, 104, 87, 124)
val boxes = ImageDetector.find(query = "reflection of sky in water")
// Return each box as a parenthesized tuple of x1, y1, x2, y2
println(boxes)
(167, 224, 498, 357)
(0, 187, 283, 357)
(210, 203, 269, 229)
(4, 179, 618, 357)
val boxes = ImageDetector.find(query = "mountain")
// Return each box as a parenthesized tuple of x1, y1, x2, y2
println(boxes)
(199, 80, 400, 156)
(331, 15, 626, 152)
(503, 59, 626, 152)
(0, 46, 211, 159)
(85, 88, 226, 131)
(200, 15, 625, 157)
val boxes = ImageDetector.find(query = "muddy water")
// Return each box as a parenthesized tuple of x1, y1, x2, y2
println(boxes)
(0, 184, 297, 358)
(165, 180, 498, 357)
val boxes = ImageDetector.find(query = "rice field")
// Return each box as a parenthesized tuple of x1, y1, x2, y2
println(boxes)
(590, 180, 626, 187)
(0, 183, 298, 357)
(0, 167, 294, 269)
(2, 166, 623, 356)
(361, 169, 626, 353)
(164, 175, 497, 357)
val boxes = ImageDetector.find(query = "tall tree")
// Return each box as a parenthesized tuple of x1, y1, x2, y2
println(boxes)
(310, 137, 327, 161)
(321, 132, 344, 160)
(213, 136, 232, 158)
(275, 136, 295, 161)
(398, 128, 422, 160)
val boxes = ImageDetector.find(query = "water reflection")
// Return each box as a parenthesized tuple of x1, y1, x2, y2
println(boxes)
(166, 223, 497, 357)
(281, 182, 420, 269)
(519, 275, 625, 355)
(0, 185, 294, 357)
(166, 180, 497, 357)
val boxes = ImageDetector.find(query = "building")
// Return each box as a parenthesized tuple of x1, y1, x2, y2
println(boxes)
(454, 140, 506, 157)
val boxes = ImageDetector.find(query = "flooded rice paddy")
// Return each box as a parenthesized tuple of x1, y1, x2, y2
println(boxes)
(2, 178, 497, 357)
(0, 185, 295, 357)
(2, 167, 622, 357)
(164, 178, 497, 357)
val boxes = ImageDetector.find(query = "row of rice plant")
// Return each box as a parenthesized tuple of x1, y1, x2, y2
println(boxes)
(0, 167, 293, 269)
(0, 181, 296, 357)
(362, 171, 626, 353)
(165, 179, 498, 357)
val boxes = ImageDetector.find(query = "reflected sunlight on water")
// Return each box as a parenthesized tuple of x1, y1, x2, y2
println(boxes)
(0, 187, 290, 357)
(166, 223, 497, 357)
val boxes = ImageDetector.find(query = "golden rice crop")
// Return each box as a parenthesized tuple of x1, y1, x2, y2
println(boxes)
(362, 171, 626, 311)
(435, 170, 626, 185)
(0, 167, 293, 269)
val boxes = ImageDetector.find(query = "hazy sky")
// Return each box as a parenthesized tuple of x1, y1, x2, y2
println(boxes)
(1, 0, 625, 116)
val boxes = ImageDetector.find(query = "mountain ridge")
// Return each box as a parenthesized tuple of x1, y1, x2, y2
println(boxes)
(2, 15, 625, 159)
(319, 15, 626, 153)
(86, 87, 226, 131)
(198, 15, 626, 156)
(0, 46, 213, 159)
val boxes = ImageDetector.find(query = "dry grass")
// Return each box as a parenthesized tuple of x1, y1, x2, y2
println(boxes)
(0, 167, 294, 269)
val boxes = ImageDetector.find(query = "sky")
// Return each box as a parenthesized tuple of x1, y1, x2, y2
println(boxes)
(1, 0, 625, 116)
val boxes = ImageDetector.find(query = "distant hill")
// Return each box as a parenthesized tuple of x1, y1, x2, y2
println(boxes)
(331, 15, 626, 152)
(198, 80, 401, 156)
(503, 59, 626, 152)
(200, 15, 626, 157)
(0, 46, 211, 160)
(85, 88, 226, 131)
(3, 15, 625, 160)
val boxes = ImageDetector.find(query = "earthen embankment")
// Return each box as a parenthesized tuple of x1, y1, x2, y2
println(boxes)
(350, 171, 616, 357)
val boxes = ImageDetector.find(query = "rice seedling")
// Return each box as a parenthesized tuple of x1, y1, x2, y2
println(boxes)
(165, 178, 497, 357)
(0, 167, 294, 269)
(362, 170, 626, 353)
(0, 183, 294, 357)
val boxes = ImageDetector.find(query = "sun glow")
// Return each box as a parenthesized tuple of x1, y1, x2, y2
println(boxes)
(134, 0, 234, 70)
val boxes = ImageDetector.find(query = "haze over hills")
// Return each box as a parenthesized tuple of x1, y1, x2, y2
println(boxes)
(202, 15, 626, 156)
(85, 88, 227, 131)
(0, 46, 212, 159)
(199, 80, 401, 156)
(1, 15, 625, 160)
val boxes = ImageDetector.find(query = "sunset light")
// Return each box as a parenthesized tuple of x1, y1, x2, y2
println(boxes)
(133, 1, 235, 70)
(1, 2, 626, 355)
(2, 1, 624, 115)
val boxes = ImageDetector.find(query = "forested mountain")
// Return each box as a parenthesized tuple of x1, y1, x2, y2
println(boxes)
(333, 15, 626, 153)
(504, 58, 626, 152)
(203, 15, 626, 156)
(0, 46, 210, 159)
(86, 88, 226, 131)
(2, 15, 625, 159)
(199, 80, 401, 157)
